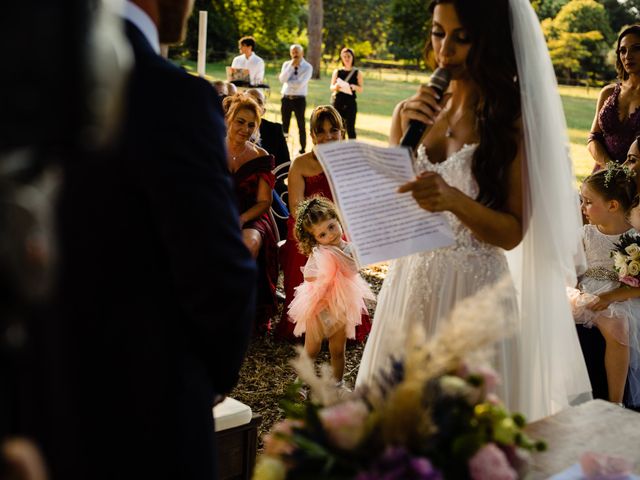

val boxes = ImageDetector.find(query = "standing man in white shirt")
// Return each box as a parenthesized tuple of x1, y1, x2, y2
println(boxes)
(278, 44, 313, 154)
(231, 36, 265, 86)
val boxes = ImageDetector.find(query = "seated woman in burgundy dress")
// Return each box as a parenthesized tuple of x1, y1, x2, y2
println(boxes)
(274, 105, 372, 342)
(224, 94, 278, 332)
(588, 25, 640, 170)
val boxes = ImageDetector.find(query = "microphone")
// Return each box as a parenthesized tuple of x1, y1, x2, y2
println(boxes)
(399, 67, 452, 150)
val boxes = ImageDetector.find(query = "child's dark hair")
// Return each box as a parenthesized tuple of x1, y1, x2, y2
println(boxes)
(583, 165, 637, 212)
(294, 196, 340, 256)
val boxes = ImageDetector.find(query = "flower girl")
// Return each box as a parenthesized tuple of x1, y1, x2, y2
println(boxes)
(569, 167, 640, 406)
(288, 197, 375, 385)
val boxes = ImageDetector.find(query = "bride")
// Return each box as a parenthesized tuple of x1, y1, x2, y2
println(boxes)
(356, 0, 592, 421)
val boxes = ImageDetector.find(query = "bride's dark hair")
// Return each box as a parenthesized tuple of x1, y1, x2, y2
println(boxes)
(425, 0, 520, 210)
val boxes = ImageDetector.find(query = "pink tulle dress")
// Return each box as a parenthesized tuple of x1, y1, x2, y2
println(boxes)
(288, 243, 375, 345)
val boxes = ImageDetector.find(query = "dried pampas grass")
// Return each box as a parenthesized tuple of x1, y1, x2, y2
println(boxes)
(289, 346, 355, 406)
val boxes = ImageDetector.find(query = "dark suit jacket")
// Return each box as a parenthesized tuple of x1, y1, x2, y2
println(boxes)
(259, 119, 290, 169)
(47, 21, 255, 480)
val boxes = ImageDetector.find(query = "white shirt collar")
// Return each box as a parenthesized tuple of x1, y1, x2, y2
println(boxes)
(123, 1, 161, 54)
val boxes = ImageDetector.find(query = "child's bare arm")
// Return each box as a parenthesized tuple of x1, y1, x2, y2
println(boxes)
(590, 286, 640, 311)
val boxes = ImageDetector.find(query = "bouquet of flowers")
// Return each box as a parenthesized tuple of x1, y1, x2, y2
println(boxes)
(254, 278, 545, 480)
(611, 232, 640, 287)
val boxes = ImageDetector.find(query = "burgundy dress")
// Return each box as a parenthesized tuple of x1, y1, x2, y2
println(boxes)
(593, 83, 640, 167)
(274, 172, 372, 342)
(233, 155, 278, 332)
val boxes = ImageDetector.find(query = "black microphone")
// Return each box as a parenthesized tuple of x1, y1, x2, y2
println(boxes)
(400, 67, 452, 150)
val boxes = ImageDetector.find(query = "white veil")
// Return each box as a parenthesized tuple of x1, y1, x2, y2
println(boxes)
(507, 0, 592, 420)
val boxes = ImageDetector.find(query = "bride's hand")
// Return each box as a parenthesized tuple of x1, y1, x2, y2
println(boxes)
(398, 172, 461, 212)
(390, 85, 447, 145)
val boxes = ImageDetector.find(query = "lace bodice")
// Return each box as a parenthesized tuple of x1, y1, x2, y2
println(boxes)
(582, 224, 632, 271)
(415, 143, 500, 255)
(598, 83, 640, 163)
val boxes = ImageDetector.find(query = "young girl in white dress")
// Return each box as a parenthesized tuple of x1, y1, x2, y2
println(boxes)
(288, 197, 375, 385)
(569, 169, 640, 406)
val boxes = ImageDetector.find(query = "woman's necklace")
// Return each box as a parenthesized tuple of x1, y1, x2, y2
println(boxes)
(445, 109, 454, 138)
(229, 142, 249, 163)
(444, 107, 468, 138)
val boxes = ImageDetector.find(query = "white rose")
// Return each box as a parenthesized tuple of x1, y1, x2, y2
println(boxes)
(628, 261, 640, 276)
(619, 263, 629, 277)
(626, 244, 640, 260)
(614, 252, 627, 269)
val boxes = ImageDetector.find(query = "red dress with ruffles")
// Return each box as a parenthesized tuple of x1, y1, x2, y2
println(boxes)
(233, 155, 278, 332)
(274, 172, 372, 342)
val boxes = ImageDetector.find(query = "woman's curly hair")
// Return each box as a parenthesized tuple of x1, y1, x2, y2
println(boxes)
(294, 196, 340, 256)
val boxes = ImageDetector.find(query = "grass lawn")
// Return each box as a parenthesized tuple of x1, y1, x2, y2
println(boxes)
(179, 59, 600, 184)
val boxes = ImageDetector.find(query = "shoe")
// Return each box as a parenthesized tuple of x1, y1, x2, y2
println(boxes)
(275, 289, 286, 302)
(299, 148, 305, 154)
(335, 380, 351, 399)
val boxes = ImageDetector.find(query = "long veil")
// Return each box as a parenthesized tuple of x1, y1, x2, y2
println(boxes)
(507, 0, 592, 420)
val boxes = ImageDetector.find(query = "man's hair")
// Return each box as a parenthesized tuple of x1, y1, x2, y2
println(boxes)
(244, 88, 266, 113)
(290, 44, 303, 53)
(239, 36, 256, 50)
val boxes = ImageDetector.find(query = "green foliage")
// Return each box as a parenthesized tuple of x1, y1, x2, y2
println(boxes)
(532, 0, 570, 20)
(177, 0, 306, 60)
(387, 0, 430, 64)
(554, 0, 614, 43)
(597, 0, 640, 33)
(323, 0, 389, 58)
(231, 0, 307, 57)
(543, 0, 614, 79)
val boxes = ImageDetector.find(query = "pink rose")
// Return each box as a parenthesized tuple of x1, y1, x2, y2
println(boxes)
(318, 400, 369, 450)
(620, 275, 640, 287)
(469, 443, 517, 480)
(263, 419, 303, 457)
(469, 365, 501, 395)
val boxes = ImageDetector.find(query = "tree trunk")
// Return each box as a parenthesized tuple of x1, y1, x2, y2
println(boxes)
(307, 0, 323, 79)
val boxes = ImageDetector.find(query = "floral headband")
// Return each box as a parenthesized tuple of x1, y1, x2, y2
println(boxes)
(604, 161, 636, 188)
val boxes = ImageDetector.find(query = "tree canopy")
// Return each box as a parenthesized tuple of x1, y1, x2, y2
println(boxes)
(175, 0, 636, 82)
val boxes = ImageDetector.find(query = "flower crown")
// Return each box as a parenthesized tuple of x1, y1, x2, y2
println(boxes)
(604, 161, 636, 188)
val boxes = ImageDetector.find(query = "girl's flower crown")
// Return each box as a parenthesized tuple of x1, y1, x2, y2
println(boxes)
(604, 161, 636, 188)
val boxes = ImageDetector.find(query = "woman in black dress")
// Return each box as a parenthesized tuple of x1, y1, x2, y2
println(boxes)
(330, 48, 364, 139)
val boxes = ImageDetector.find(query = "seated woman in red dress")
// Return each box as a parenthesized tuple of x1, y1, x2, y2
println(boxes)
(274, 105, 372, 342)
(223, 94, 278, 332)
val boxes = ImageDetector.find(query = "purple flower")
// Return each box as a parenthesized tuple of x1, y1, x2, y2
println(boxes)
(356, 446, 443, 480)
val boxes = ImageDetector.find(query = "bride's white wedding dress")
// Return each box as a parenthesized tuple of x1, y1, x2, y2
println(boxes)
(356, 143, 520, 409)
(357, 0, 593, 421)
